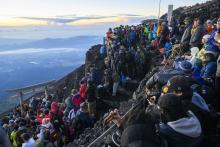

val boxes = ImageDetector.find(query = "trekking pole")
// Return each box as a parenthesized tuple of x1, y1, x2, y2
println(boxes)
(87, 104, 135, 147)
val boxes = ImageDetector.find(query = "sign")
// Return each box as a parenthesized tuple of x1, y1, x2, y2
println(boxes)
(167, 5, 173, 26)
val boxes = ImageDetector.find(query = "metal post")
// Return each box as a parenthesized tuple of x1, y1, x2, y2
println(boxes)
(19, 91, 23, 113)
(158, 0, 162, 25)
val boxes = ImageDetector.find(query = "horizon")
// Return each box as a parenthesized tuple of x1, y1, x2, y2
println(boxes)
(0, 0, 207, 27)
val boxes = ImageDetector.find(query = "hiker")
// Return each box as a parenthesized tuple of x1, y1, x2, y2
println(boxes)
(86, 80, 97, 116)
(158, 93, 203, 147)
(21, 133, 35, 147)
(163, 75, 218, 146)
(180, 17, 193, 52)
(35, 129, 54, 147)
(112, 72, 120, 96)
(146, 60, 193, 92)
(190, 17, 205, 48)
(75, 102, 94, 129)
(49, 102, 64, 130)
(107, 101, 162, 147)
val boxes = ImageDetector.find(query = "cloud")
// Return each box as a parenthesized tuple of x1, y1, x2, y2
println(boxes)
(15, 14, 157, 26)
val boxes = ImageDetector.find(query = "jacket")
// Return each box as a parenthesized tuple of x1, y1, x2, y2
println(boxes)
(159, 111, 203, 147)
(86, 84, 96, 102)
(76, 110, 94, 128)
(146, 69, 185, 89)
(121, 124, 161, 147)
(190, 25, 205, 47)
(200, 61, 217, 79)
(181, 24, 192, 45)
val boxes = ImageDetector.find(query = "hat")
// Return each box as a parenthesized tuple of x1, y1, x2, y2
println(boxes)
(158, 93, 182, 108)
(179, 60, 192, 72)
(71, 89, 78, 95)
(198, 16, 205, 24)
(190, 47, 199, 56)
(80, 102, 88, 109)
(207, 20, 212, 24)
(167, 75, 190, 93)
(205, 45, 219, 57)
(184, 17, 191, 21)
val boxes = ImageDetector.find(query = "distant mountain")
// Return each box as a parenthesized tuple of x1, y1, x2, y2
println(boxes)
(0, 35, 102, 50)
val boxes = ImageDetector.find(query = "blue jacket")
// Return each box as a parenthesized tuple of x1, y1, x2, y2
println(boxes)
(200, 61, 217, 79)
(129, 31, 136, 42)
(76, 110, 94, 128)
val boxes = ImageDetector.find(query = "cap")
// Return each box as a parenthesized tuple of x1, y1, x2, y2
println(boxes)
(167, 75, 190, 93)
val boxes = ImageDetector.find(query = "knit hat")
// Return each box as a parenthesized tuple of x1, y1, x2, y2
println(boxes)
(167, 75, 190, 93)
(179, 60, 192, 72)
(158, 93, 182, 108)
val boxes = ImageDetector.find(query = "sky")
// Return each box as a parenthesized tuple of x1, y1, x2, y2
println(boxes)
(0, 0, 208, 26)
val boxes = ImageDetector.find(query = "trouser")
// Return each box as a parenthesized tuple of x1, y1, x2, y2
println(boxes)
(112, 82, 119, 96)
(88, 101, 96, 115)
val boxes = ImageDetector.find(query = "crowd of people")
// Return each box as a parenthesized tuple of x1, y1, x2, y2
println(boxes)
(0, 12, 220, 147)
(106, 16, 220, 147)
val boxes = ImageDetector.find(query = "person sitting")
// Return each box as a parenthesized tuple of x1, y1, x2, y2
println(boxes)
(190, 17, 205, 48)
(163, 75, 217, 146)
(158, 93, 203, 147)
(180, 17, 192, 52)
(106, 99, 163, 147)
(49, 102, 64, 131)
(146, 60, 193, 93)
(21, 133, 35, 147)
(195, 51, 217, 86)
(74, 102, 94, 132)
(35, 129, 54, 147)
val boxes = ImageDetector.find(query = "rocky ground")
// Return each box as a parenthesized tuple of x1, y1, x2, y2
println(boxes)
(66, 48, 162, 147)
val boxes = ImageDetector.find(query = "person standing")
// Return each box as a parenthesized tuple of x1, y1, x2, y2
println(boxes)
(112, 72, 120, 96)
(86, 80, 97, 116)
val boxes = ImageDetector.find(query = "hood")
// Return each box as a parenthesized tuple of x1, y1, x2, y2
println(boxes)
(167, 111, 202, 138)
(65, 97, 74, 108)
(51, 101, 58, 113)
(192, 92, 209, 112)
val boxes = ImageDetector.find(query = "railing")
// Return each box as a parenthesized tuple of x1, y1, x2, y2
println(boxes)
(6, 80, 56, 113)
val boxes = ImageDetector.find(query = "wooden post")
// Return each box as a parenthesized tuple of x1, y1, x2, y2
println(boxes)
(19, 91, 23, 114)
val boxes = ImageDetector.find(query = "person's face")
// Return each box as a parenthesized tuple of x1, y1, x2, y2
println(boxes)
(217, 19, 220, 29)
(184, 20, 189, 25)
(193, 20, 198, 27)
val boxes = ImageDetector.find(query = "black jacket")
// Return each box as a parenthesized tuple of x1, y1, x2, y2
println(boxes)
(181, 25, 192, 45)
(190, 25, 205, 48)
(121, 124, 162, 147)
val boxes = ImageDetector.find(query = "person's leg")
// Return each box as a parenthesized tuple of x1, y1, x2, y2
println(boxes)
(112, 82, 119, 96)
